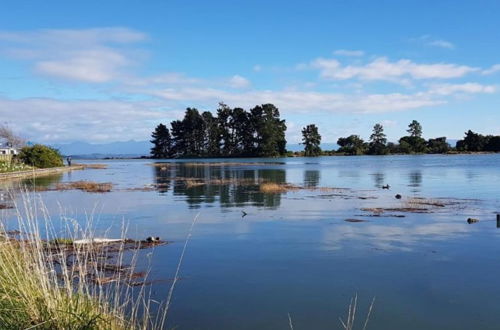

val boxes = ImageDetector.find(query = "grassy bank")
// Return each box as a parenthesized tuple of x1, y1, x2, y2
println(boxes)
(0, 160, 32, 173)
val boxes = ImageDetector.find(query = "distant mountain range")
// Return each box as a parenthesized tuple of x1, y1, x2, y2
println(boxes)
(51, 140, 322, 157)
(52, 140, 152, 158)
(51, 140, 458, 158)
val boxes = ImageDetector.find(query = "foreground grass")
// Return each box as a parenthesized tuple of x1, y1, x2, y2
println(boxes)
(0, 160, 33, 173)
(0, 196, 164, 329)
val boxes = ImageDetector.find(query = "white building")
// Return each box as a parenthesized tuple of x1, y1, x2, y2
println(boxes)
(0, 142, 18, 155)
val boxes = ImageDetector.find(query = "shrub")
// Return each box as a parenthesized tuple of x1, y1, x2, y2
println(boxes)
(19, 144, 63, 168)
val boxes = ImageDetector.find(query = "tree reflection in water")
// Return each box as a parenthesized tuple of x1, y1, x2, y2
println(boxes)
(154, 164, 287, 209)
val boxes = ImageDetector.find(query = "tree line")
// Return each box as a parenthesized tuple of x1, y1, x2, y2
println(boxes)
(152, 106, 500, 158)
(151, 103, 286, 158)
(309, 120, 500, 156)
(333, 120, 450, 156)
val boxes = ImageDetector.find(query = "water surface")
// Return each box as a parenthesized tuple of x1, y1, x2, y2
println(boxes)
(2, 154, 500, 329)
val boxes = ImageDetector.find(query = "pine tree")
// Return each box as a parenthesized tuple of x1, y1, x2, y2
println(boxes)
(368, 123, 388, 155)
(150, 123, 172, 158)
(407, 120, 423, 137)
(302, 124, 322, 156)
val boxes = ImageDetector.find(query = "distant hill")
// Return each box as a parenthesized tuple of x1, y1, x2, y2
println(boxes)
(52, 141, 340, 156)
(286, 143, 339, 152)
(52, 140, 151, 157)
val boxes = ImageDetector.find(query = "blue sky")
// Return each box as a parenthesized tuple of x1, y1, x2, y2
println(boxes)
(1, 0, 499, 144)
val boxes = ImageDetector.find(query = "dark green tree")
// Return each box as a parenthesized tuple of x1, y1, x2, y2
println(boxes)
(399, 120, 427, 153)
(456, 130, 487, 151)
(337, 135, 366, 155)
(427, 137, 450, 154)
(155, 103, 286, 158)
(232, 107, 255, 156)
(250, 104, 287, 157)
(217, 103, 237, 156)
(368, 123, 388, 155)
(407, 120, 423, 137)
(182, 108, 205, 156)
(302, 124, 322, 156)
(201, 111, 221, 156)
(170, 119, 186, 157)
(19, 144, 63, 168)
(484, 135, 500, 152)
(399, 136, 427, 153)
(150, 123, 172, 158)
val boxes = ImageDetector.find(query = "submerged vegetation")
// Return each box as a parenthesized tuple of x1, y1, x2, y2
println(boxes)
(55, 181, 113, 193)
(30, 181, 113, 193)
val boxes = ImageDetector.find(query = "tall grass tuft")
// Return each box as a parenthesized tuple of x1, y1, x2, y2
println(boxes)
(0, 193, 161, 329)
(339, 295, 375, 330)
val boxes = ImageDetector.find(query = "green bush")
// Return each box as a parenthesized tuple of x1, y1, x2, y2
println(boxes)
(19, 144, 63, 168)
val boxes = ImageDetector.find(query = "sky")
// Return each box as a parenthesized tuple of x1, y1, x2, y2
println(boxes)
(0, 0, 499, 145)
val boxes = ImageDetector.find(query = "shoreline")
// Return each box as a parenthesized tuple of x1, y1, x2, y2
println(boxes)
(0, 165, 84, 181)
(70, 151, 500, 161)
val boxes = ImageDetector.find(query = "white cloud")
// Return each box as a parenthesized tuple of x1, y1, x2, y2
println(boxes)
(0, 27, 147, 45)
(427, 39, 455, 49)
(312, 57, 478, 82)
(415, 35, 455, 49)
(35, 49, 130, 83)
(429, 83, 496, 96)
(381, 120, 398, 128)
(228, 75, 251, 88)
(151, 87, 442, 114)
(333, 49, 364, 57)
(0, 27, 146, 83)
(482, 64, 500, 75)
(0, 97, 168, 143)
(253, 65, 262, 72)
(122, 72, 201, 87)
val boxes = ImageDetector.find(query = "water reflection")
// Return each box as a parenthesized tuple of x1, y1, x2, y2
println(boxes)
(372, 172, 385, 188)
(154, 164, 287, 209)
(304, 170, 320, 188)
(0, 174, 63, 206)
(408, 170, 422, 192)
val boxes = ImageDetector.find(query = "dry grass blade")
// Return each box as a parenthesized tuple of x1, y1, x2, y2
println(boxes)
(340, 294, 375, 330)
(160, 213, 200, 329)
(288, 312, 294, 330)
(362, 297, 376, 330)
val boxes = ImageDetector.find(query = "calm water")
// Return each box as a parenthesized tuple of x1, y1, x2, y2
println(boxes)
(2, 154, 500, 329)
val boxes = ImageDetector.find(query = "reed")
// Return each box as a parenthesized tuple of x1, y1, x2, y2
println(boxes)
(259, 182, 300, 193)
(55, 181, 113, 193)
(0, 194, 161, 329)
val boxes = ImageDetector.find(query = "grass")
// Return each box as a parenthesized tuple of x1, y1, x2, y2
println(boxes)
(81, 164, 108, 170)
(55, 181, 113, 193)
(184, 179, 206, 188)
(0, 194, 165, 329)
(0, 160, 33, 173)
(404, 197, 447, 208)
(48, 237, 74, 245)
(339, 295, 375, 330)
(287, 295, 375, 330)
(259, 183, 300, 193)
